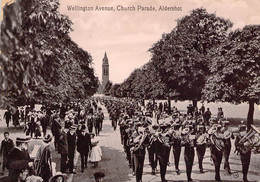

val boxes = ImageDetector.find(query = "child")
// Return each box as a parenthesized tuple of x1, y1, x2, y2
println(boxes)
(89, 138, 102, 167)
(94, 172, 105, 182)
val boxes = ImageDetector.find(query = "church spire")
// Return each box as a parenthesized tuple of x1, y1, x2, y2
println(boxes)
(103, 52, 108, 65)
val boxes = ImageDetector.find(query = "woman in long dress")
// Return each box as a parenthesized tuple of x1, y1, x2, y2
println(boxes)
(34, 135, 53, 182)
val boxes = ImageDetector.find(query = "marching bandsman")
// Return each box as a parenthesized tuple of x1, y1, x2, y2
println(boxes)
(171, 121, 182, 175)
(147, 124, 159, 175)
(182, 125, 196, 182)
(209, 124, 224, 182)
(131, 122, 147, 182)
(221, 120, 234, 174)
(156, 122, 171, 182)
(234, 122, 251, 182)
(195, 124, 207, 173)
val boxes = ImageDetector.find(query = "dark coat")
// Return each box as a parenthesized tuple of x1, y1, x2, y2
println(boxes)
(77, 132, 91, 153)
(7, 147, 28, 178)
(0, 139, 14, 158)
(67, 132, 77, 154)
(58, 131, 68, 155)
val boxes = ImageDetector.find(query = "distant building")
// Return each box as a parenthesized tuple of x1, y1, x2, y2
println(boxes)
(97, 52, 109, 94)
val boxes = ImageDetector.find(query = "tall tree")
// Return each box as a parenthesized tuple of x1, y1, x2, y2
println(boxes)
(149, 8, 233, 107)
(0, 0, 98, 107)
(202, 25, 260, 130)
(104, 81, 112, 96)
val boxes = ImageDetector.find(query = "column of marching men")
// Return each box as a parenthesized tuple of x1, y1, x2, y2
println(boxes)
(102, 98, 260, 182)
(0, 99, 105, 182)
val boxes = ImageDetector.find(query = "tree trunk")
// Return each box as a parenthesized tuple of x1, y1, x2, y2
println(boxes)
(192, 100, 197, 109)
(247, 100, 255, 131)
(167, 97, 171, 114)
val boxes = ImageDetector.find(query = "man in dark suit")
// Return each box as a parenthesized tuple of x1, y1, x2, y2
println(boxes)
(3, 109, 12, 128)
(67, 125, 77, 174)
(0, 132, 14, 175)
(51, 114, 62, 150)
(6, 137, 30, 178)
(58, 128, 68, 173)
(77, 125, 92, 172)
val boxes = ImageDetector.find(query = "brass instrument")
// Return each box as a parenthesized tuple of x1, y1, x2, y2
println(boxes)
(197, 133, 208, 145)
(210, 133, 225, 152)
(133, 132, 148, 152)
(236, 124, 260, 154)
(223, 130, 232, 139)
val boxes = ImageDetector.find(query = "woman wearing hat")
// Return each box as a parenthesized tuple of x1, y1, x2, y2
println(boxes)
(34, 134, 53, 182)
(49, 172, 67, 182)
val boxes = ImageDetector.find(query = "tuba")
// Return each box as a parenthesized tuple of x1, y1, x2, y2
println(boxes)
(210, 133, 225, 152)
(237, 124, 260, 154)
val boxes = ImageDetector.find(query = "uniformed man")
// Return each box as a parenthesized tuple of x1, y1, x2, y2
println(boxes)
(196, 125, 207, 173)
(147, 124, 159, 175)
(171, 121, 182, 175)
(156, 123, 171, 182)
(221, 120, 234, 174)
(209, 124, 224, 182)
(131, 123, 147, 182)
(234, 123, 251, 182)
(182, 125, 196, 182)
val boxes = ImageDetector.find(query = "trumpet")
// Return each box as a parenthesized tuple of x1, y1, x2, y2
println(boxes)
(236, 124, 260, 154)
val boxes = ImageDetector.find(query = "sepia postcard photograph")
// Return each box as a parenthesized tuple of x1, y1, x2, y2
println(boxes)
(0, 0, 260, 181)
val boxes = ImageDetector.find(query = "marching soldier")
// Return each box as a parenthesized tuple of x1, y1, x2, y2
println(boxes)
(131, 122, 147, 182)
(156, 123, 171, 182)
(147, 124, 159, 175)
(221, 120, 234, 174)
(196, 124, 207, 173)
(171, 121, 182, 175)
(209, 124, 224, 182)
(234, 123, 251, 182)
(182, 125, 196, 182)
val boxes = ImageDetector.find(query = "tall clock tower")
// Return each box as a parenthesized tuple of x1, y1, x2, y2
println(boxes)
(102, 52, 109, 91)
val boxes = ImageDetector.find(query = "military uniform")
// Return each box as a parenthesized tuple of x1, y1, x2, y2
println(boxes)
(221, 121, 233, 174)
(209, 125, 223, 182)
(235, 124, 251, 182)
(182, 126, 196, 182)
(171, 123, 182, 174)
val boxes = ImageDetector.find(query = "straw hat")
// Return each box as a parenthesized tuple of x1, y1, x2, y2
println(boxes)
(49, 172, 67, 182)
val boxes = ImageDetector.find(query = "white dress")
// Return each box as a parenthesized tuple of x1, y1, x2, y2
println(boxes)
(89, 145, 102, 162)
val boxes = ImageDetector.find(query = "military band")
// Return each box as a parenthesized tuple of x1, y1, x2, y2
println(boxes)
(103, 98, 260, 182)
